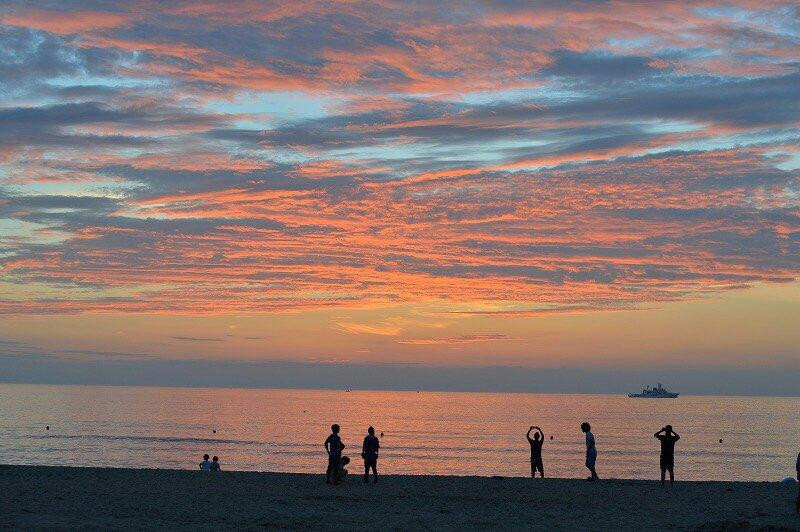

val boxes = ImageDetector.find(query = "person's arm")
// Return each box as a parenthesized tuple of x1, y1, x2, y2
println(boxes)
(375, 438, 379, 456)
(324, 435, 331, 453)
(654, 428, 664, 437)
(527, 426, 534, 442)
(672, 430, 680, 440)
(535, 426, 544, 440)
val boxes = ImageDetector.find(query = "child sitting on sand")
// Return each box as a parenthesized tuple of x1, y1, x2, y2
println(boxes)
(199, 454, 211, 471)
(210, 456, 221, 471)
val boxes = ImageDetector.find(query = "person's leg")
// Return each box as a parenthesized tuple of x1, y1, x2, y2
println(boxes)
(795, 483, 799, 514)
(531, 458, 535, 478)
(668, 464, 674, 486)
(587, 452, 599, 480)
(537, 460, 544, 478)
(332, 457, 341, 484)
(660, 464, 666, 487)
(326, 457, 335, 484)
(364, 459, 370, 483)
(371, 459, 378, 482)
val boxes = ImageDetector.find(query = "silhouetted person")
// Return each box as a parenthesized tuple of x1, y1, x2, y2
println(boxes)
(199, 454, 211, 471)
(526, 426, 544, 477)
(654, 425, 680, 486)
(362, 426, 380, 483)
(210, 455, 220, 471)
(795, 450, 799, 514)
(337, 455, 350, 482)
(581, 422, 599, 480)
(324, 424, 345, 484)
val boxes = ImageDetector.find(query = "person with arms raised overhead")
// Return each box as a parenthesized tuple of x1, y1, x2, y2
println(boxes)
(654, 425, 680, 487)
(361, 426, 380, 483)
(526, 426, 545, 478)
(581, 422, 599, 481)
(324, 424, 345, 485)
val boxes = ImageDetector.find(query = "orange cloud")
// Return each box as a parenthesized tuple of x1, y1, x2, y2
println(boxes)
(2, 9, 129, 34)
(336, 322, 403, 336)
(397, 334, 520, 345)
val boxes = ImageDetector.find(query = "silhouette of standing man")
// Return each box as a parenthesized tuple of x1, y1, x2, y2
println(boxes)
(324, 424, 345, 485)
(526, 426, 545, 478)
(654, 425, 680, 486)
(361, 426, 380, 483)
(581, 422, 599, 481)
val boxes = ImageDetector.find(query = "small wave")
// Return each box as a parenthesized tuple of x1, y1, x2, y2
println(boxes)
(26, 434, 275, 446)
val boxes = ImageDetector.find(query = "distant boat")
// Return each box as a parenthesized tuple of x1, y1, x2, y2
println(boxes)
(628, 383, 679, 398)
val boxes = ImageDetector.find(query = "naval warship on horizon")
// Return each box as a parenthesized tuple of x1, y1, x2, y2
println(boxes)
(627, 383, 679, 398)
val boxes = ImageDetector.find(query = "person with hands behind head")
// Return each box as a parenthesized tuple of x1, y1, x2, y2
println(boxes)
(526, 426, 545, 478)
(654, 425, 680, 487)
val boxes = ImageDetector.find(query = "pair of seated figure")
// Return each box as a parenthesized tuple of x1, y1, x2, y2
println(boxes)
(199, 454, 221, 471)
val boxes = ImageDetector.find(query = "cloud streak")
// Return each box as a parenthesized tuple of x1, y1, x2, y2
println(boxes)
(0, 0, 797, 318)
(397, 334, 520, 345)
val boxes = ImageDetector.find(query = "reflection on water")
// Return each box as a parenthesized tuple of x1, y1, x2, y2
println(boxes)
(0, 384, 797, 481)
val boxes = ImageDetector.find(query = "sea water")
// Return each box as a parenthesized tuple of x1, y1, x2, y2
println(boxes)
(0, 383, 797, 481)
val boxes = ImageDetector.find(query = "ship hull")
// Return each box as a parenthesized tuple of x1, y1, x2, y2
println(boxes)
(627, 393, 679, 398)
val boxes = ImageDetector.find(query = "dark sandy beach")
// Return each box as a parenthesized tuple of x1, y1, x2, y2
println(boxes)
(1, 465, 798, 530)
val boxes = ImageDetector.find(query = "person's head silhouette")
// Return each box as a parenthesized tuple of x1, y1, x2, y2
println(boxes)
(203, 454, 210, 460)
(581, 422, 591, 433)
(368, 426, 375, 435)
(665, 424, 673, 433)
(534, 431, 541, 441)
(212, 456, 218, 462)
(331, 424, 340, 434)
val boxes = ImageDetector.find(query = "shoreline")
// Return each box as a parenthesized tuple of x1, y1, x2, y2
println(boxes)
(2, 465, 798, 530)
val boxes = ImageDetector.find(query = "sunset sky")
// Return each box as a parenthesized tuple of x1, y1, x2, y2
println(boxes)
(1, 1, 798, 392)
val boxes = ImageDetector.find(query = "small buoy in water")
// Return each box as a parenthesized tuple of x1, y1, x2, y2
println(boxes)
(380, 432, 384, 437)
(213, 430, 216, 434)
(550, 435, 553, 440)
(46, 426, 49, 430)
(719, 438, 723, 443)
(302, 410, 307, 413)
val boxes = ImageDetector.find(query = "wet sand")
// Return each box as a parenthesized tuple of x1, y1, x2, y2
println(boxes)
(1, 465, 798, 530)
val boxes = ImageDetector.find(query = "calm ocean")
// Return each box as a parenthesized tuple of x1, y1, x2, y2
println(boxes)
(1, 384, 797, 481)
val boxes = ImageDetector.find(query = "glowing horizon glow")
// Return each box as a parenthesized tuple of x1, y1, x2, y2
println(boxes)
(0, 1, 798, 378)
